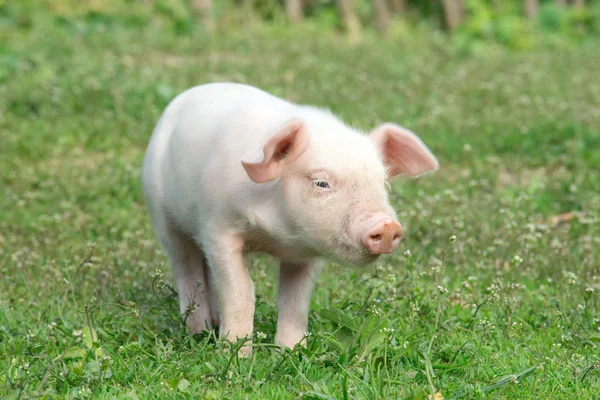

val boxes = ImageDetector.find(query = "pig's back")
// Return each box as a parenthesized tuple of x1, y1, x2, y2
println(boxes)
(150, 83, 298, 234)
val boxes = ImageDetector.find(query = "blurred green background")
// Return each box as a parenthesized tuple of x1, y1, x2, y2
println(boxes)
(4, 0, 600, 49)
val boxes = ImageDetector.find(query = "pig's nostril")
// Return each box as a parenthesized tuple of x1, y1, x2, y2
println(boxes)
(371, 234, 382, 242)
(393, 233, 402, 240)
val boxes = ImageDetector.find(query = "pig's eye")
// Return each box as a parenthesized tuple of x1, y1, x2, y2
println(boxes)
(313, 179, 330, 189)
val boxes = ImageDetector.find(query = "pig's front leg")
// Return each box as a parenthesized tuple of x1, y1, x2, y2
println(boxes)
(275, 260, 320, 348)
(203, 232, 255, 356)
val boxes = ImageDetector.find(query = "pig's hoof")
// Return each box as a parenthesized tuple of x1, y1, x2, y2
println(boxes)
(238, 345, 253, 357)
(274, 334, 306, 350)
(217, 343, 253, 358)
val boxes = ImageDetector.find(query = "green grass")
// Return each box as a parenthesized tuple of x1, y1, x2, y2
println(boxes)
(1, 11, 600, 400)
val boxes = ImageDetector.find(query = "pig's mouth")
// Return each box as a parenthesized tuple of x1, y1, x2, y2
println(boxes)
(309, 214, 381, 267)
(325, 234, 381, 267)
(335, 249, 381, 268)
(353, 250, 382, 267)
(305, 213, 394, 267)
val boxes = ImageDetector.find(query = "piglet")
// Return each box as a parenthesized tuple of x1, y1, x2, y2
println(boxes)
(141, 83, 438, 355)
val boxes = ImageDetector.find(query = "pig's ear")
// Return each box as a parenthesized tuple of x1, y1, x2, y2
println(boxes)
(241, 119, 310, 183)
(369, 123, 439, 179)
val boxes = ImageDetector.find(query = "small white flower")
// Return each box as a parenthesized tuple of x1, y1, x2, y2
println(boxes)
(478, 319, 495, 330)
(569, 184, 578, 193)
(153, 269, 164, 279)
(255, 331, 267, 340)
(563, 271, 578, 285)
(403, 249, 411, 257)
(449, 235, 457, 242)
(369, 305, 380, 315)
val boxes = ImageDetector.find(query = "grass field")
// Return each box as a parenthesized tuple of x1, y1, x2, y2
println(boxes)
(1, 12, 599, 400)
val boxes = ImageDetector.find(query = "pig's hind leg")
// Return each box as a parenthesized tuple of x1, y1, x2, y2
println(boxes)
(158, 219, 218, 333)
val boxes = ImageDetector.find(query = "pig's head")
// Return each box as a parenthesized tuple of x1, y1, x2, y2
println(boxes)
(241, 115, 438, 266)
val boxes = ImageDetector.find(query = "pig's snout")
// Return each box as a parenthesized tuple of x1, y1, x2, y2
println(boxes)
(361, 215, 403, 255)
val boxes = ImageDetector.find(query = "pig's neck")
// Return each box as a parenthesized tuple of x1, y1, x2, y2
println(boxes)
(242, 200, 318, 262)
